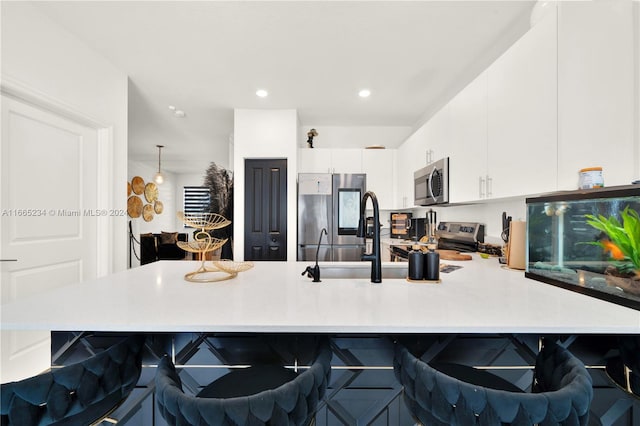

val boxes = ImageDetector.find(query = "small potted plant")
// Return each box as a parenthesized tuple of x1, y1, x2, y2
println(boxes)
(585, 207, 640, 296)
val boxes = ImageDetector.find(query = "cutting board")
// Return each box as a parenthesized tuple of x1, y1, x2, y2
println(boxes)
(435, 249, 472, 261)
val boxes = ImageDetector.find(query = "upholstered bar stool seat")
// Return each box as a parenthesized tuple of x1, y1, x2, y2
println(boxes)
(1, 334, 145, 426)
(394, 338, 593, 426)
(155, 336, 332, 426)
(427, 363, 525, 393)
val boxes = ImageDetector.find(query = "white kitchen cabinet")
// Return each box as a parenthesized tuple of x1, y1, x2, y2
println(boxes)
(298, 148, 362, 173)
(396, 127, 428, 209)
(485, 5, 557, 199)
(362, 149, 396, 210)
(396, 1, 636, 204)
(448, 71, 488, 203)
(331, 149, 363, 173)
(298, 148, 332, 173)
(423, 106, 450, 165)
(448, 7, 556, 203)
(556, 0, 636, 190)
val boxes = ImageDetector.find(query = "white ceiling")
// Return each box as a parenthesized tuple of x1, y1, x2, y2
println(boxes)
(33, 0, 536, 174)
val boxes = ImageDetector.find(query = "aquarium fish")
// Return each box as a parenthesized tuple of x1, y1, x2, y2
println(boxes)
(601, 240, 625, 260)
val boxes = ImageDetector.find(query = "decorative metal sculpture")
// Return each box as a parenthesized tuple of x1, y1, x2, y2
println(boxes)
(177, 211, 252, 282)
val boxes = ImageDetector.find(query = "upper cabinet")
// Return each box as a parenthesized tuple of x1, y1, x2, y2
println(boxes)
(362, 149, 396, 210)
(298, 148, 332, 173)
(424, 107, 451, 166)
(331, 149, 363, 173)
(448, 9, 557, 203)
(298, 148, 362, 173)
(485, 7, 558, 199)
(431, 1, 637, 204)
(396, 126, 429, 209)
(448, 71, 489, 203)
(556, 0, 636, 189)
(298, 147, 396, 209)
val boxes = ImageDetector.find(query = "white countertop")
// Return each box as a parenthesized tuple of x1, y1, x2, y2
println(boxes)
(2, 256, 639, 334)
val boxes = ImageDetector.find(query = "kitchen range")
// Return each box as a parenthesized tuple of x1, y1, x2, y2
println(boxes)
(389, 217, 485, 262)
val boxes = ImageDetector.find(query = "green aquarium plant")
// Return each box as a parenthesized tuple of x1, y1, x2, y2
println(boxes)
(584, 206, 640, 276)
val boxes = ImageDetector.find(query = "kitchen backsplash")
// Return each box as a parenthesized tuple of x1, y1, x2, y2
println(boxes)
(374, 197, 526, 244)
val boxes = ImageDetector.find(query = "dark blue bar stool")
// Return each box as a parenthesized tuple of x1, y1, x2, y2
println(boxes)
(155, 336, 332, 426)
(394, 338, 593, 425)
(606, 335, 640, 397)
(1, 334, 145, 425)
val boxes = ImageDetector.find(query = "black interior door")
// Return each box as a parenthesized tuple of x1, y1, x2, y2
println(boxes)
(244, 159, 287, 261)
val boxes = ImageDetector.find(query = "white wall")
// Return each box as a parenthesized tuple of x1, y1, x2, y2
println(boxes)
(409, 198, 527, 245)
(233, 109, 298, 261)
(1, 2, 128, 274)
(297, 125, 412, 149)
(1, 2, 128, 382)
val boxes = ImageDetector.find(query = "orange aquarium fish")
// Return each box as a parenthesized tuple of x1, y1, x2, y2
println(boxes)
(601, 240, 625, 260)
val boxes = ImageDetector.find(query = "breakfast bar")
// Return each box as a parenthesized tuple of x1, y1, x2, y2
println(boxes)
(2, 258, 638, 333)
(3, 259, 640, 425)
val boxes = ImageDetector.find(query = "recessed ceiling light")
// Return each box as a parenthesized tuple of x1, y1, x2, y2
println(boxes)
(358, 89, 371, 98)
(256, 89, 268, 98)
(168, 105, 185, 117)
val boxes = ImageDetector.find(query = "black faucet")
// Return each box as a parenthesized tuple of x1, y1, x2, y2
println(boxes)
(302, 228, 328, 282)
(357, 191, 382, 283)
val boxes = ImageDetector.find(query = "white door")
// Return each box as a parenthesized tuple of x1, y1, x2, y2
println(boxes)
(1, 95, 100, 382)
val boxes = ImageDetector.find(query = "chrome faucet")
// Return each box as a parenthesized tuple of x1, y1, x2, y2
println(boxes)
(357, 191, 382, 283)
(302, 228, 328, 282)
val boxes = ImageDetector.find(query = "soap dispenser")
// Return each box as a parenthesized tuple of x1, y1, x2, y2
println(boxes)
(424, 248, 440, 281)
(408, 245, 424, 281)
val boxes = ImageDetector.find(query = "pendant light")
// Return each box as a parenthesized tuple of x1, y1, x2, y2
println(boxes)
(154, 145, 165, 184)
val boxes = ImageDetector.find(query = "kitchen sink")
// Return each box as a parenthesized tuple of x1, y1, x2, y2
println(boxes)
(319, 264, 407, 280)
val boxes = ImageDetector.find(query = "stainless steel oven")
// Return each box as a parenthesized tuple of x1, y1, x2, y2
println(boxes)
(414, 157, 449, 206)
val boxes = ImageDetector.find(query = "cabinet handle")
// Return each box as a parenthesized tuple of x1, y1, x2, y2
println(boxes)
(479, 176, 485, 198)
(486, 176, 493, 198)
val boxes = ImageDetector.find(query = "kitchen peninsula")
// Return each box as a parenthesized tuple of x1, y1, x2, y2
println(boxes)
(2, 258, 638, 334)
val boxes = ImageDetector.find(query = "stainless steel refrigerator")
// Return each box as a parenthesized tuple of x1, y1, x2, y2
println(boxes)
(297, 173, 366, 261)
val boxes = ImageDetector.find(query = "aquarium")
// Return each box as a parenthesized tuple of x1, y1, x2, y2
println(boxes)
(526, 185, 640, 310)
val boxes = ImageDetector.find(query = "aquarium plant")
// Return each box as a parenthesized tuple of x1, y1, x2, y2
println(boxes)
(584, 207, 640, 277)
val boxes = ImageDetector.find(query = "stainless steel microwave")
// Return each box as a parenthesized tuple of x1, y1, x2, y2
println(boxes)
(414, 157, 449, 206)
